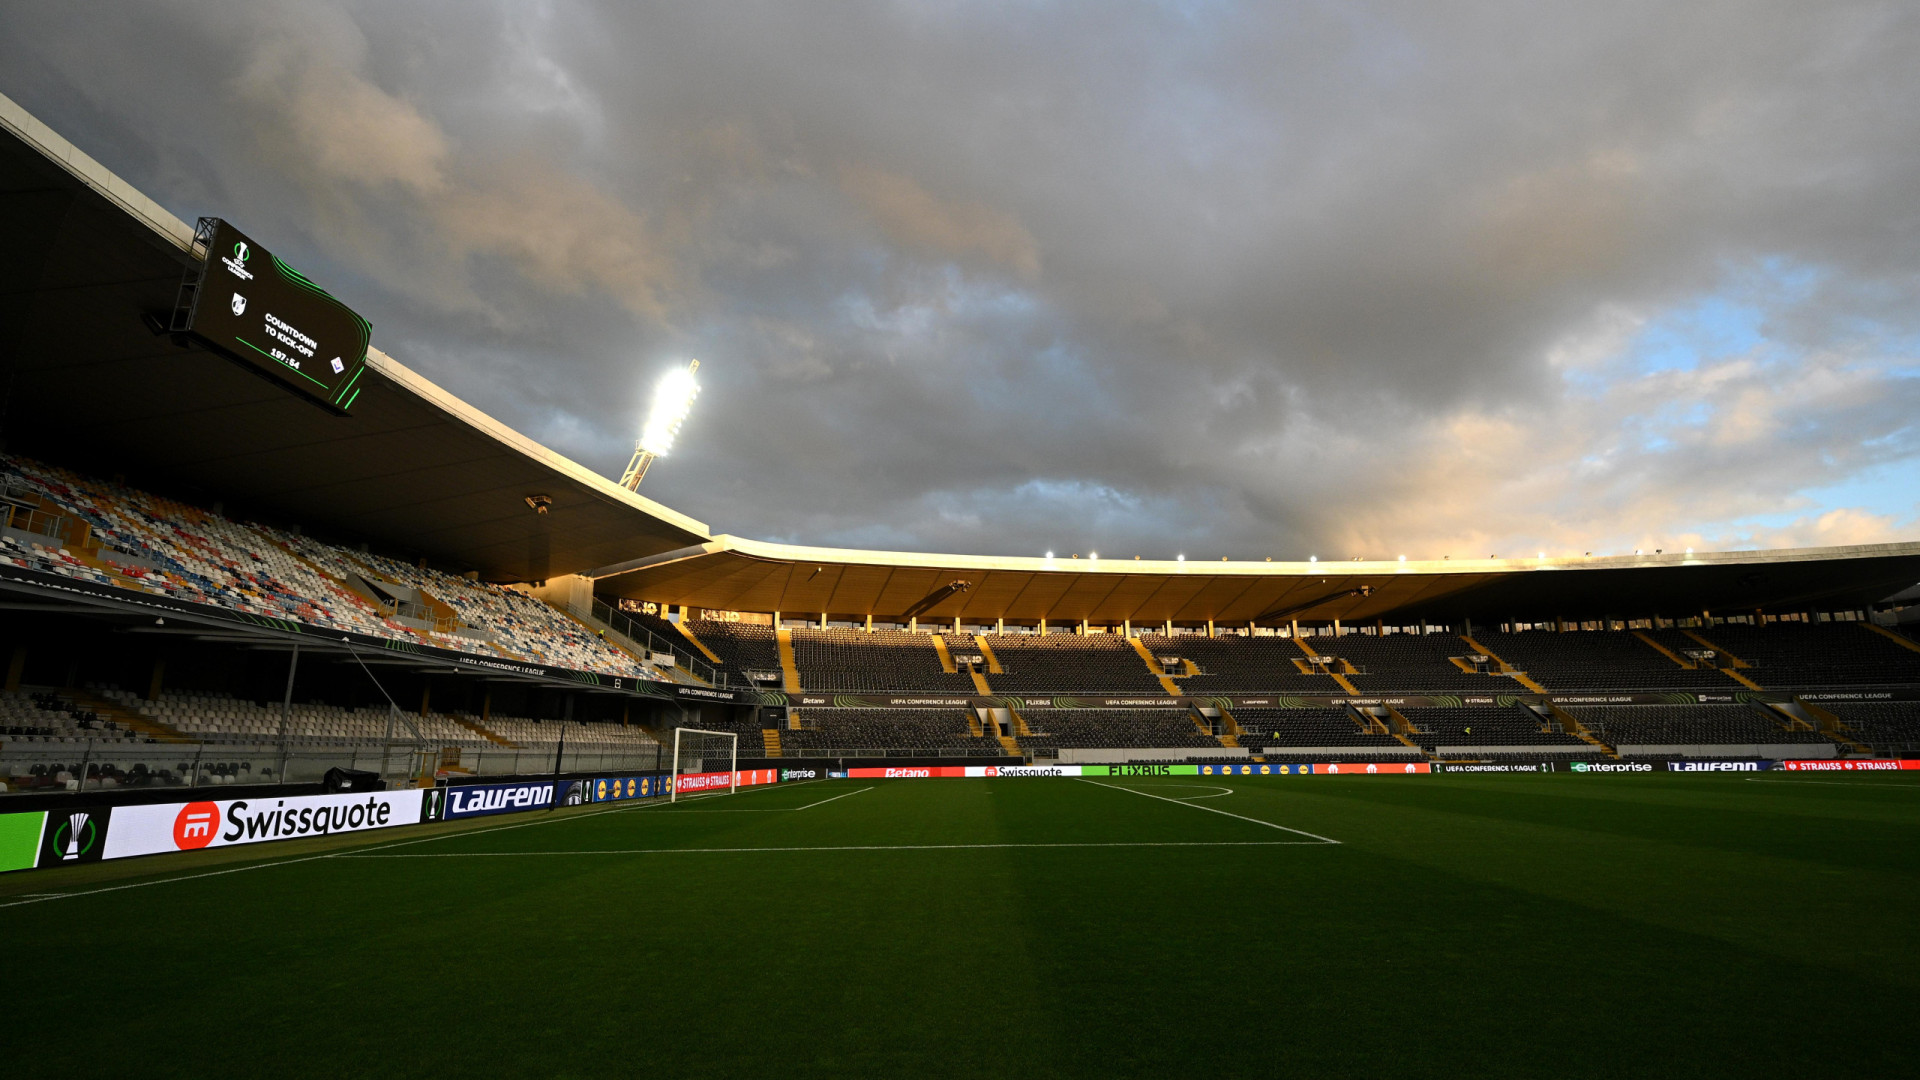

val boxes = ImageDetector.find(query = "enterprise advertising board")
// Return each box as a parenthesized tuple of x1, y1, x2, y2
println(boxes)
(103, 790, 427, 860)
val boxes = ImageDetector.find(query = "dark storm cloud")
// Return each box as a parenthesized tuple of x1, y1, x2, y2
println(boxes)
(4, 1, 1919, 561)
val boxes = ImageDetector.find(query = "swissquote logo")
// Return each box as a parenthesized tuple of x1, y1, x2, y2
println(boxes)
(173, 801, 219, 850)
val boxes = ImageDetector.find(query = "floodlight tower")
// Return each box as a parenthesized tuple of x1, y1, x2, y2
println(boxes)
(620, 359, 701, 490)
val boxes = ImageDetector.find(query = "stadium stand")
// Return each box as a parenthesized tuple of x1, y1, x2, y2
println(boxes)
(1401, 705, 1589, 752)
(1563, 704, 1829, 747)
(1016, 709, 1217, 752)
(0, 455, 646, 679)
(1821, 701, 1920, 755)
(685, 621, 782, 684)
(1138, 633, 1354, 693)
(789, 628, 976, 693)
(1654, 623, 1920, 688)
(1312, 632, 1519, 693)
(1459, 629, 1735, 691)
(980, 634, 1167, 693)
(782, 708, 986, 754)
(1231, 707, 1415, 754)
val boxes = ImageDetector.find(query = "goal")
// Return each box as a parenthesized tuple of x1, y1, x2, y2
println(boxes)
(669, 727, 739, 802)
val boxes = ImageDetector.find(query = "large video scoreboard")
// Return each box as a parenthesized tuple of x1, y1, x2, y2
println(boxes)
(179, 219, 371, 413)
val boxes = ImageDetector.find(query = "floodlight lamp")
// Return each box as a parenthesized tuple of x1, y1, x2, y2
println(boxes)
(1398, 555, 1406, 562)
(1176, 553, 1184, 562)
(1089, 551, 1099, 560)
(1045, 550, 1054, 559)
(1309, 555, 1317, 563)
(639, 364, 702, 456)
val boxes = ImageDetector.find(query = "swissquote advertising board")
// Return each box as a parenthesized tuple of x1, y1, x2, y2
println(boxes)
(102, 790, 430, 861)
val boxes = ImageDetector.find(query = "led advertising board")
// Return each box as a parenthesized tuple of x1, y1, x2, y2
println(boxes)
(183, 218, 370, 413)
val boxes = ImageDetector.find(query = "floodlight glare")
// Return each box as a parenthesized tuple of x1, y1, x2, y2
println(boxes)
(620, 359, 701, 490)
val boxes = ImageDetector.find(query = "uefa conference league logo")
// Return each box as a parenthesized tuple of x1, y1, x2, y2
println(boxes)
(43, 807, 109, 864)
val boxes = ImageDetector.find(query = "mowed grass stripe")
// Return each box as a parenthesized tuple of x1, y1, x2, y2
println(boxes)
(4, 776, 1917, 1078)
(1200, 774, 1920, 988)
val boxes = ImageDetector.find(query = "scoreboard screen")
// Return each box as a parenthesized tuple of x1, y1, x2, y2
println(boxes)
(183, 219, 371, 413)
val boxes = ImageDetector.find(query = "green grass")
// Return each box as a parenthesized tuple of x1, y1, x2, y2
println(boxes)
(8, 773, 1920, 1078)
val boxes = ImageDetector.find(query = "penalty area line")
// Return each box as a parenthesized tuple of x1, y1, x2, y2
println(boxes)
(663, 786, 875, 812)
(338, 840, 1330, 858)
(1076, 777, 1341, 844)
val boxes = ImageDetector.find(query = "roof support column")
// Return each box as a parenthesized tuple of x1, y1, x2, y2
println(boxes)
(865, 613, 872, 632)
(1206, 620, 1214, 638)
(997, 617, 1004, 634)
(1039, 618, 1047, 637)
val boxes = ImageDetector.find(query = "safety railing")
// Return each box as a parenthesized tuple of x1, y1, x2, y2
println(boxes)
(0, 739, 667, 795)
(591, 599, 731, 688)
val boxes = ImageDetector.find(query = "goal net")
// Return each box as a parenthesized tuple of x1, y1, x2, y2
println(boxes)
(670, 727, 739, 802)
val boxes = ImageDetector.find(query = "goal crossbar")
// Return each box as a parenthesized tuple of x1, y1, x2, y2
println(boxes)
(670, 727, 740, 803)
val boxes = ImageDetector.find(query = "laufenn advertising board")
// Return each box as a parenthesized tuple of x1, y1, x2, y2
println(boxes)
(103, 790, 426, 860)
(185, 219, 371, 413)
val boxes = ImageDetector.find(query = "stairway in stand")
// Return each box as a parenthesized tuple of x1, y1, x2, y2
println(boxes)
(61, 689, 196, 743)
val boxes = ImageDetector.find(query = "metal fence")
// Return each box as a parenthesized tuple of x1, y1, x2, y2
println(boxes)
(0, 740, 666, 795)
(591, 599, 732, 689)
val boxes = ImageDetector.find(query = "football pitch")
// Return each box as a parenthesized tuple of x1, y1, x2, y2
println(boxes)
(7, 772, 1919, 1078)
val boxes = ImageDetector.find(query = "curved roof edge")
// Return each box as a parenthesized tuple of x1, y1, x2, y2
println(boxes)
(2, 88, 710, 554)
(645, 535, 1920, 578)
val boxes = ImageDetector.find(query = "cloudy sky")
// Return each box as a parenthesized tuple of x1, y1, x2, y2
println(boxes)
(5, 1, 1919, 560)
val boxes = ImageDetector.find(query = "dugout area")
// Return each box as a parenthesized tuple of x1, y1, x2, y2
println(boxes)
(4, 771, 1918, 1079)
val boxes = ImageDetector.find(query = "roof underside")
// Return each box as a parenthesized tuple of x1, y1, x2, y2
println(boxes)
(589, 540, 1920, 625)
(0, 97, 707, 582)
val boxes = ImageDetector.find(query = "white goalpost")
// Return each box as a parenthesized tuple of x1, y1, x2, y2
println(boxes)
(670, 727, 739, 803)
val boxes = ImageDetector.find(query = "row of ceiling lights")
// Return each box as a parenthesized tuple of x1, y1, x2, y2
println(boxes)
(1039, 549, 1697, 562)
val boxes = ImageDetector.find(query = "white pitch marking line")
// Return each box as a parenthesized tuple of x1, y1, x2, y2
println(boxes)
(1076, 777, 1341, 844)
(666, 786, 874, 812)
(340, 840, 1327, 858)
(0, 850, 347, 910)
(1154, 784, 1234, 800)
(0, 780, 825, 909)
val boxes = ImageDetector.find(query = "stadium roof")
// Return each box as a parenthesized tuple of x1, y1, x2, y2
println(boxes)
(6, 92, 1919, 625)
(0, 92, 706, 583)
(583, 537, 1920, 625)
